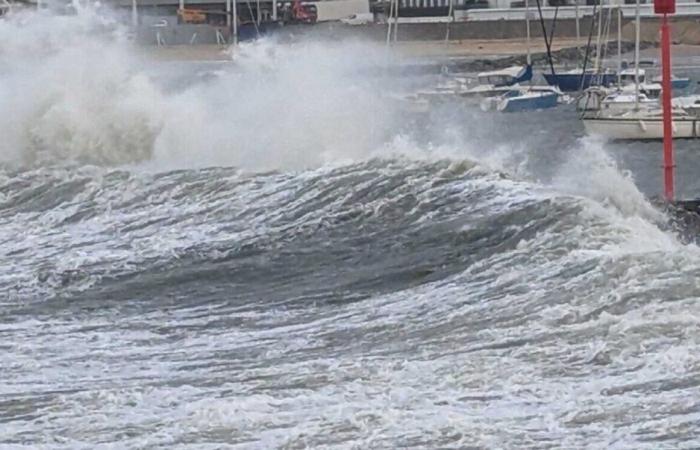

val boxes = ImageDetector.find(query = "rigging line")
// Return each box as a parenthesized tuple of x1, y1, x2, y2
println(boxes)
(534, 0, 556, 76)
(578, 0, 600, 116)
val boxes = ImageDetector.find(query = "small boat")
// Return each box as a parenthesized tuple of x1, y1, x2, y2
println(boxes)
(652, 74, 691, 90)
(414, 65, 532, 102)
(544, 68, 617, 92)
(480, 86, 562, 113)
(582, 108, 700, 140)
(460, 65, 533, 98)
(496, 89, 559, 113)
(476, 65, 533, 88)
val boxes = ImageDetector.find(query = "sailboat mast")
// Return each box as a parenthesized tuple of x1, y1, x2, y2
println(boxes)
(526, 0, 531, 65)
(131, 0, 138, 27)
(394, 0, 399, 42)
(575, 1, 580, 68)
(445, 0, 454, 42)
(594, 0, 604, 73)
(386, 0, 394, 45)
(617, 6, 622, 88)
(634, 0, 641, 109)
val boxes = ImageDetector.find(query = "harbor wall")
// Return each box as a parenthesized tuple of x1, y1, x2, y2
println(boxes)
(306, 16, 700, 43)
(307, 17, 601, 40)
(132, 15, 700, 45)
(622, 17, 700, 45)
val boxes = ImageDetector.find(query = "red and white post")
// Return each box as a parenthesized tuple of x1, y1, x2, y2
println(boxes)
(655, 0, 675, 201)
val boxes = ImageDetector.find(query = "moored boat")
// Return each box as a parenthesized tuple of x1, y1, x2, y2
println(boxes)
(582, 108, 700, 140)
(652, 74, 691, 90)
(414, 65, 533, 102)
(544, 69, 617, 92)
(481, 86, 563, 113)
(460, 65, 533, 99)
(496, 90, 559, 113)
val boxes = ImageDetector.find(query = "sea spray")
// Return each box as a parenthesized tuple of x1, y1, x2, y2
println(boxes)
(0, 8, 418, 169)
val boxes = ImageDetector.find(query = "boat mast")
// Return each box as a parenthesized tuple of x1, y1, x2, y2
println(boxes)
(131, 0, 138, 27)
(594, 0, 604, 73)
(386, 0, 399, 44)
(525, 0, 531, 66)
(386, 0, 394, 45)
(634, 0, 641, 109)
(534, 0, 556, 75)
(617, 6, 622, 88)
(394, 0, 399, 43)
(445, 0, 454, 42)
(575, 1, 580, 68)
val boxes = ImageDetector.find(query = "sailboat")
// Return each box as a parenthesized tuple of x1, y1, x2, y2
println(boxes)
(579, 0, 698, 140)
(415, 64, 534, 102)
(582, 107, 700, 139)
(480, 87, 560, 112)
(544, 69, 617, 92)
(479, 0, 562, 113)
(544, 1, 617, 92)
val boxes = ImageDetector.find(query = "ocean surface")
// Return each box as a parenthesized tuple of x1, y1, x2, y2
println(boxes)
(3, 8, 700, 449)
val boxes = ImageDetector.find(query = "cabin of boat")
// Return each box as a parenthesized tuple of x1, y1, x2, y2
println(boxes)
(476, 65, 532, 88)
(618, 68, 646, 85)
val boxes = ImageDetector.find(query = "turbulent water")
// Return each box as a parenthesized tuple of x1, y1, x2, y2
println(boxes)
(3, 7, 700, 449)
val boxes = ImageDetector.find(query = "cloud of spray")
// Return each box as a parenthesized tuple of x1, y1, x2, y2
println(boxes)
(0, 7, 164, 165)
(0, 8, 422, 170)
(150, 39, 406, 171)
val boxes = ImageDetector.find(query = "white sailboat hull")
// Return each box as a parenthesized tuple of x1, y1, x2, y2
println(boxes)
(583, 116, 700, 140)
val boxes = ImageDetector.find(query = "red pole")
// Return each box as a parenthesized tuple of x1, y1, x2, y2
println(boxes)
(661, 13, 675, 201)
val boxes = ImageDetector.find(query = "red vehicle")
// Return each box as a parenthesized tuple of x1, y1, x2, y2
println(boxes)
(282, 0, 318, 24)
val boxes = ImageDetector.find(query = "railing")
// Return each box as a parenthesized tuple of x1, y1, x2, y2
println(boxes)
(458, 2, 700, 20)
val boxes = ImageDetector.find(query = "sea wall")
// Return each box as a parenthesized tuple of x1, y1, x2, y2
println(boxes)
(297, 17, 602, 41)
(324, 16, 700, 43)
(133, 16, 700, 46)
(622, 16, 700, 45)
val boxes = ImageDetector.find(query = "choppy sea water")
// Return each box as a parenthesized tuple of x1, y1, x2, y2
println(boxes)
(3, 8, 700, 449)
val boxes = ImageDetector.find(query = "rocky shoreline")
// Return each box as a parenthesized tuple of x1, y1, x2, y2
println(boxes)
(456, 40, 658, 73)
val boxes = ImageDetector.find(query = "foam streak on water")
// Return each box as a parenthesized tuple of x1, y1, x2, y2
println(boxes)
(2, 7, 700, 450)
